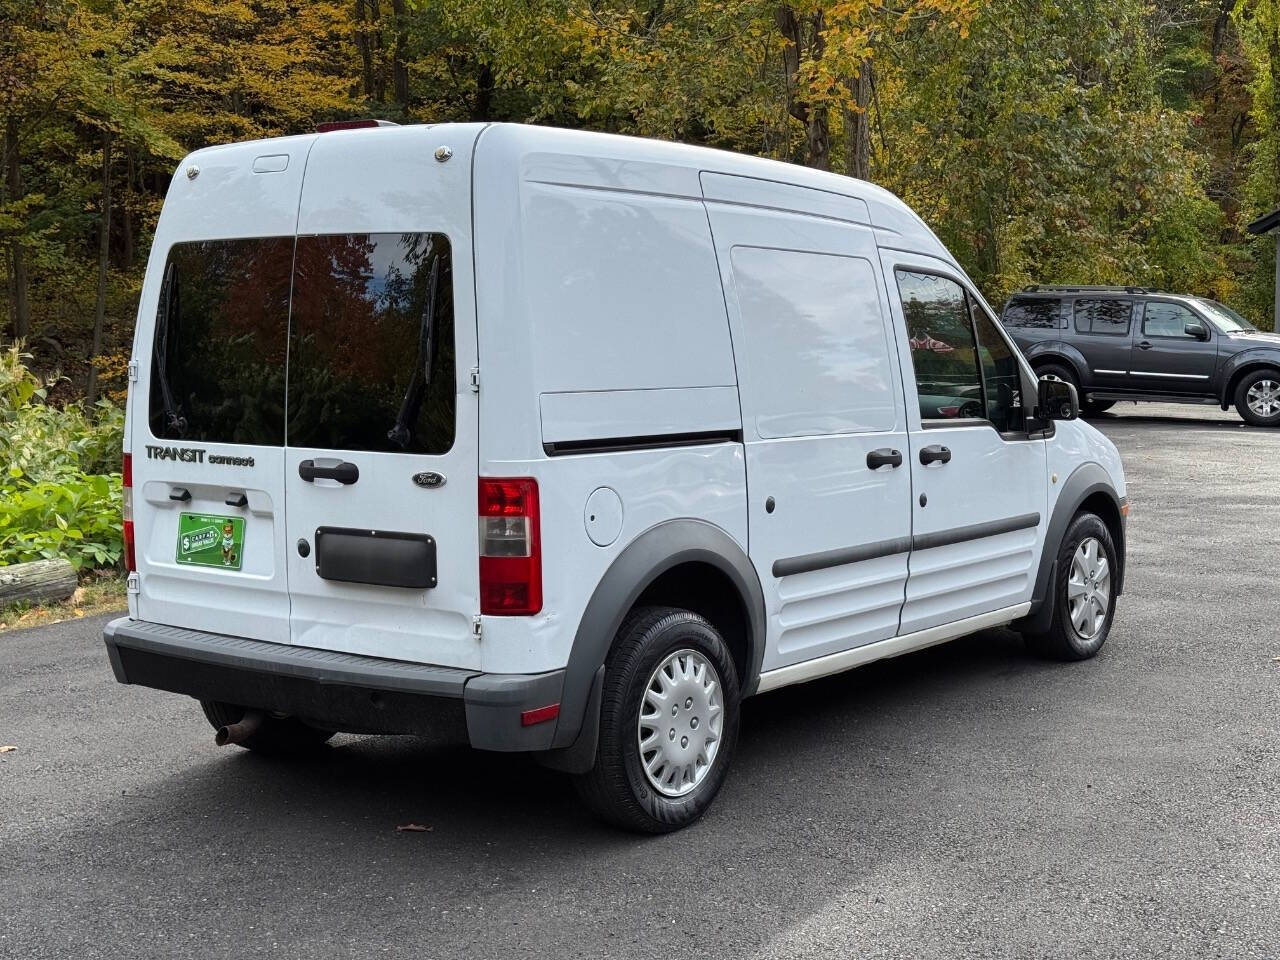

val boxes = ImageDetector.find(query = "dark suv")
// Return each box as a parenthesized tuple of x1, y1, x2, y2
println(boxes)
(1000, 286, 1280, 427)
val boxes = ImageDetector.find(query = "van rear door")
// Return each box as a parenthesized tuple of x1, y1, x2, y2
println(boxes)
(282, 127, 481, 667)
(131, 138, 314, 645)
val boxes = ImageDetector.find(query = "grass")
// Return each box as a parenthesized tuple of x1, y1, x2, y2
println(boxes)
(0, 568, 126, 632)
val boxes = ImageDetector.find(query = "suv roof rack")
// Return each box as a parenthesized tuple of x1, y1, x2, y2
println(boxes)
(1020, 285, 1148, 295)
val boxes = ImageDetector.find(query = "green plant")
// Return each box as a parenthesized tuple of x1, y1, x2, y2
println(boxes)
(0, 345, 124, 571)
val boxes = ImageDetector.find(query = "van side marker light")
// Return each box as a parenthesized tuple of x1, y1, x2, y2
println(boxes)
(521, 703, 560, 727)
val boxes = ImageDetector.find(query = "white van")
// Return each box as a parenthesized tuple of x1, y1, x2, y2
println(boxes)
(104, 123, 1127, 832)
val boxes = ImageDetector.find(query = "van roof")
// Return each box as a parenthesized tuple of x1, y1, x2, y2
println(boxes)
(177, 122, 955, 266)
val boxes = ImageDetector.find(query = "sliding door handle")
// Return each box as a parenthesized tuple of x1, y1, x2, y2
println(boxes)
(919, 445, 951, 466)
(866, 448, 903, 470)
(298, 460, 360, 484)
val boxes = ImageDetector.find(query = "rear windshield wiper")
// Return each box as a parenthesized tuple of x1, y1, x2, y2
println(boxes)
(387, 254, 441, 450)
(154, 261, 188, 437)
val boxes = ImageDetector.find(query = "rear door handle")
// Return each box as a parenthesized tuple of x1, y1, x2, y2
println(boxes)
(866, 448, 903, 470)
(298, 460, 360, 485)
(1137, 340, 1153, 350)
(919, 445, 951, 466)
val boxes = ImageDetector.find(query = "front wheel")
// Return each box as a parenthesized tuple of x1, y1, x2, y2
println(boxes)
(1081, 399, 1115, 417)
(1234, 368, 1280, 427)
(573, 606, 741, 833)
(1026, 512, 1118, 661)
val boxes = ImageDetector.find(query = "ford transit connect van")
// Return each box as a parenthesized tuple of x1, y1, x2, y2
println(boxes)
(104, 123, 1128, 832)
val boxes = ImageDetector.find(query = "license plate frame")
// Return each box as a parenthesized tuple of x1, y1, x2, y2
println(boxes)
(175, 512, 245, 571)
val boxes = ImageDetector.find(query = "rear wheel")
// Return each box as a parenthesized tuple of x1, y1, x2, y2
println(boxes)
(1026, 512, 1118, 661)
(200, 701, 334, 753)
(1081, 399, 1115, 417)
(573, 606, 741, 833)
(1233, 368, 1280, 427)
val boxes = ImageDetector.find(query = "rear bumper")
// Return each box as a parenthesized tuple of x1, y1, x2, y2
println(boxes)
(103, 617, 565, 752)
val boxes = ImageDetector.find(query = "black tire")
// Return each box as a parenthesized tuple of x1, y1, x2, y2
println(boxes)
(1026, 512, 1118, 661)
(1081, 399, 1114, 416)
(200, 700, 335, 753)
(572, 606, 741, 833)
(1233, 367, 1280, 427)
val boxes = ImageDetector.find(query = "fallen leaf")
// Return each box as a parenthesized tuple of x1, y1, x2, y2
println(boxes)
(0, 745, 16, 754)
(396, 823, 432, 833)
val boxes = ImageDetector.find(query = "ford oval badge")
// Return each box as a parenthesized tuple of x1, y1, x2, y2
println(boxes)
(413, 471, 446, 489)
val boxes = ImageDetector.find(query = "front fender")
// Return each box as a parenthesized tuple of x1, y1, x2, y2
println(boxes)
(1216, 348, 1280, 404)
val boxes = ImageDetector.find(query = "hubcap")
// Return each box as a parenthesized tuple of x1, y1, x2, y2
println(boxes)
(638, 649, 724, 798)
(1246, 379, 1280, 418)
(1067, 537, 1111, 641)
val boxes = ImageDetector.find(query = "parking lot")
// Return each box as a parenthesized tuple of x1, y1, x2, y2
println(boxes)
(2, 402, 1278, 960)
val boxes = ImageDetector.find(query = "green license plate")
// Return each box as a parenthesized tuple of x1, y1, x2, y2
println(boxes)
(176, 513, 245, 571)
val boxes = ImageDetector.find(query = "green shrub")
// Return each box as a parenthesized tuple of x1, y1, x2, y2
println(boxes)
(0, 344, 124, 571)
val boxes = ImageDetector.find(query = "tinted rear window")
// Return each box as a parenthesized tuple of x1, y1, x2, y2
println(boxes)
(149, 237, 293, 446)
(1074, 299, 1132, 335)
(287, 233, 455, 454)
(1003, 299, 1060, 328)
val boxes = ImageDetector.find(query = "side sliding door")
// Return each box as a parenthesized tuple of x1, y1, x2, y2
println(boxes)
(881, 250, 1048, 634)
(704, 198, 914, 674)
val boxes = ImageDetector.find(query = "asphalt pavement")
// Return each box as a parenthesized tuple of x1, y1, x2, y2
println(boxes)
(2, 402, 1278, 959)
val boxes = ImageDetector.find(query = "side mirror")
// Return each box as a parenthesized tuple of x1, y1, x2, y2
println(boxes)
(1185, 320, 1209, 341)
(1037, 377, 1079, 421)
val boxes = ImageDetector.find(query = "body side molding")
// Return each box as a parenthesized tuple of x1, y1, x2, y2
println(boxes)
(756, 602, 1031, 693)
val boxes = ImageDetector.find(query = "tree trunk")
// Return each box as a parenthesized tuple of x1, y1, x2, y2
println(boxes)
(368, 0, 386, 103)
(121, 146, 135, 269)
(0, 559, 78, 606)
(775, 6, 830, 170)
(86, 131, 113, 405)
(844, 60, 872, 180)
(471, 64, 494, 122)
(389, 0, 409, 108)
(354, 0, 375, 100)
(5, 115, 31, 341)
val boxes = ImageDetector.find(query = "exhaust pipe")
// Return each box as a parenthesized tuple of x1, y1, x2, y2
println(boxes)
(215, 710, 265, 747)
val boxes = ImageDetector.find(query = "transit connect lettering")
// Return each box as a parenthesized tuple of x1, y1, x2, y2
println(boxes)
(144, 445, 254, 468)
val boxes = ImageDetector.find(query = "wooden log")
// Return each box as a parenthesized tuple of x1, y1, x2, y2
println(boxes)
(0, 559, 78, 606)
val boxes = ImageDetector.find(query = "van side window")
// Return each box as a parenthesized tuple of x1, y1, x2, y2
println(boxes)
(148, 237, 293, 446)
(731, 247, 899, 437)
(1074, 299, 1132, 335)
(894, 270, 984, 422)
(287, 233, 456, 455)
(970, 301, 1023, 433)
(1002, 299, 1059, 329)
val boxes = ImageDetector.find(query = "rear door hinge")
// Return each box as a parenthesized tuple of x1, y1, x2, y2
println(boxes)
(127, 359, 139, 382)
(471, 615, 483, 640)
(469, 366, 480, 393)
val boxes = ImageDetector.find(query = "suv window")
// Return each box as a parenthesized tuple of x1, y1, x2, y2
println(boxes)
(1074, 299, 1132, 336)
(287, 233, 456, 454)
(1143, 302, 1201, 339)
(895, 270, 984, 422)
(1003, 298, 1059, 329)
(149, 237, 293, 446)
(971, 300, 1023, 433)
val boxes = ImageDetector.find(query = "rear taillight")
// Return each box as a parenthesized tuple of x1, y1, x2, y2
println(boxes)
(478, 477, 541, 616)
(122, 453, 136, 572)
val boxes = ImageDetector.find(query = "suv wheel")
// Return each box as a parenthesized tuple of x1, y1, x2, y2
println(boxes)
(1081, 399, 1114, 416)
(1026, 512, 1118, 661)
(573, 606, 741, 833)
(1234, 368, 1280, 427)
(200, 701, 335, 753)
